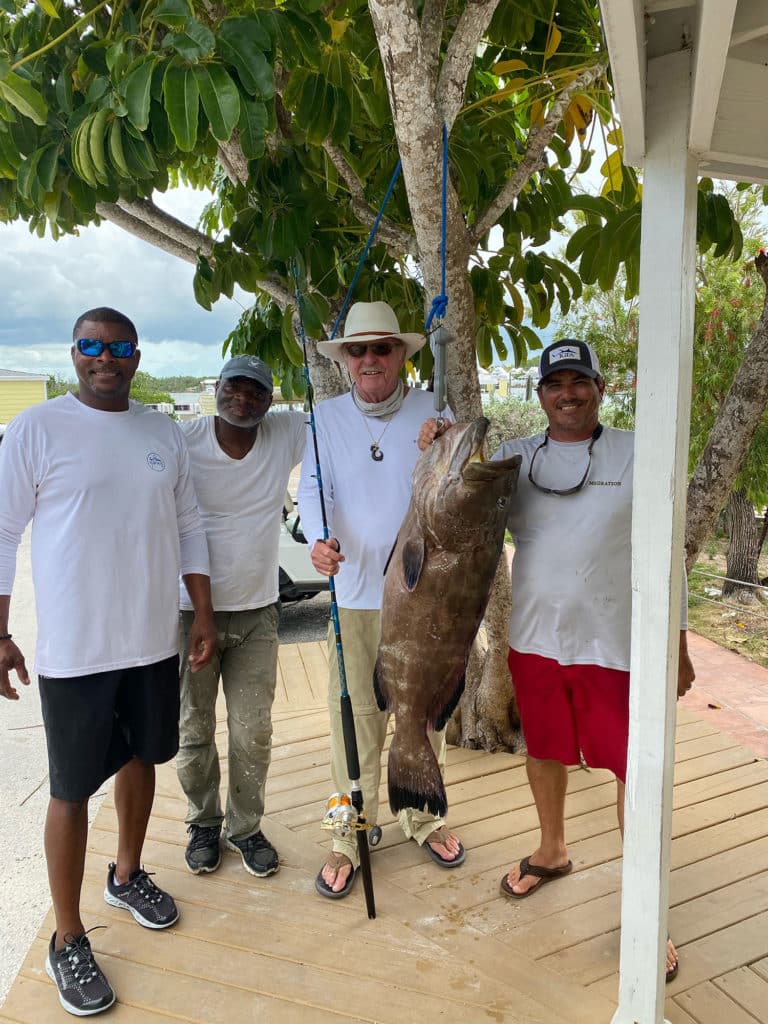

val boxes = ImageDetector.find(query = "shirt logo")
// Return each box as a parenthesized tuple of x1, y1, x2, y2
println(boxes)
(549, 345, 580, 363)
(146, 452, 166, 472)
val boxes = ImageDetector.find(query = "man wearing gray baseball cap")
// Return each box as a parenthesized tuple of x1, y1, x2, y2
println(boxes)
(176, 354, 307, 880)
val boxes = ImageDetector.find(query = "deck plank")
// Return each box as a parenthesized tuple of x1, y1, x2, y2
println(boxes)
(5, 641, 768, 1023)
(673, 979, 763, 1024)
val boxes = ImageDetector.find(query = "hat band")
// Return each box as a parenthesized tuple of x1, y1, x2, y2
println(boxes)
(344, 330, 400, 340)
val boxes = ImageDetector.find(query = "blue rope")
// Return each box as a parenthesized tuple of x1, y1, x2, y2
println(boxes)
(329, 159, 403, 340)
(425, 123, 449, 331)
(291, 263, 349, 699)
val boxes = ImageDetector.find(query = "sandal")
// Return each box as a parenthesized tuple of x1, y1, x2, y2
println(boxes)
(422, 827, 466, 868)
(314, 852, 357, 900)
(499, 855, 573, 899)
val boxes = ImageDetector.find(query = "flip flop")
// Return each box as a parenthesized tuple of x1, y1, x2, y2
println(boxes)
(314, 853, 357, 900)
(499, 855, 573, 899)
(423, 828, 466, 869)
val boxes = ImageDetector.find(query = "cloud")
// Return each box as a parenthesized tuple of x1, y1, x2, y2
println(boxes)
(0, 187, 249, 377)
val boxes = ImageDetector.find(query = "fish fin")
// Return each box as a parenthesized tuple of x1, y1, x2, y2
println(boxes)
(433, 673, 466, 733)
(401, 537, 425, 591)
(387, 731, 447, 818)
(373, 663, 389, 712)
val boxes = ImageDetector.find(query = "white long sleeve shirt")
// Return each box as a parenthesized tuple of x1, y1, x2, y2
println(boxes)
(297, 388, 447, 610)
(0, 393, 209, 677)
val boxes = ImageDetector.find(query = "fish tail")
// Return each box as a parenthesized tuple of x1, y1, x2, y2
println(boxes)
(387, 732, 447, 818)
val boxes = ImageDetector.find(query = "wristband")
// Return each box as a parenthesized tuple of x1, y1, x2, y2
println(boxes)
(0, 634, 11, 641)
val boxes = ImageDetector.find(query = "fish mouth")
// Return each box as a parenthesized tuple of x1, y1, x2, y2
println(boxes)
(459, 418, 520, 481)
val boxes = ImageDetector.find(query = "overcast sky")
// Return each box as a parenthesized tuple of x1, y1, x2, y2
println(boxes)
(0, 188, 249, 380)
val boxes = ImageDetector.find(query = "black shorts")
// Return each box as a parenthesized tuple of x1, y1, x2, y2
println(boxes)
(39, 655, 180, 802)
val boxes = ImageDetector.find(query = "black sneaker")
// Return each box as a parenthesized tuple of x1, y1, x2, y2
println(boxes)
(45, 930, 115, 1017)
(103, 863, 179, 929)
(185, 824, 221, 874)
(227, 830, 279, 877)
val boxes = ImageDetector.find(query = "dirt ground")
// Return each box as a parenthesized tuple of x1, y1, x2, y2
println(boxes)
(688, 535, 768, 669)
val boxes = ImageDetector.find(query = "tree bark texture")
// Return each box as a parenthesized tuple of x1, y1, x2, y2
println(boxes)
(723, 488, 761, 602)
(686, 253, 768, 571)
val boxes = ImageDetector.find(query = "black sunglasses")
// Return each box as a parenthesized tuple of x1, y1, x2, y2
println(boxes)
(528, 424, 603, 496)
(343, 342, 399, 357)
(76, 338, 137, 358)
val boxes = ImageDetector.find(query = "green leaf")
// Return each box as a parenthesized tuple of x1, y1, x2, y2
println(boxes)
(36, 142, 59, 191)
(35, 0, 59, 17)
(0, 72, 48, 126)
(167, 20, 216, 61)
(81, 41, 110, 76)
(238, 98, 267, 159)
(16, 147, 43, 199)
(163, 63, 199, 152)
(217, 18, 273, 97)
(124, 57, 157, 132)
(565, 222, 601, 261)
(524, 252, 545, 284)
(194, 64, 240, 142)
(54, 68, 73, 114)
(152, 0, 193, 31)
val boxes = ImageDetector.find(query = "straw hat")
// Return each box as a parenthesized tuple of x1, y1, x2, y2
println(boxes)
(316, 301, 426, 362)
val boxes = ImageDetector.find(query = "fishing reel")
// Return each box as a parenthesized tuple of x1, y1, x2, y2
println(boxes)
(320, 792, 382, 845)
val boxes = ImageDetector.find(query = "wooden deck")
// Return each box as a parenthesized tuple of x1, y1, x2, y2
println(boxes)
(3, 640, 768, 1023)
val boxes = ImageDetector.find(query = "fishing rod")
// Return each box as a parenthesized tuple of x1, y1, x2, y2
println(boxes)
(291, 263, 376, 919)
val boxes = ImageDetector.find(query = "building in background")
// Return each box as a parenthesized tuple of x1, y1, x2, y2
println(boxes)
(0, 369, 48, 437)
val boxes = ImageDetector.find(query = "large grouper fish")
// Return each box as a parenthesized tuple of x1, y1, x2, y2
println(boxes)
(373, 417, 522, 818)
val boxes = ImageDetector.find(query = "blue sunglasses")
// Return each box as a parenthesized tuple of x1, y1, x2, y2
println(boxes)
(76, 338, 137, 358)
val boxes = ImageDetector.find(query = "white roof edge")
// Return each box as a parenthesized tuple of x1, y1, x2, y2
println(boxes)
(689, 0, 738, 155)
(0, 373, 49, 382)
(599, 0, 646, 166)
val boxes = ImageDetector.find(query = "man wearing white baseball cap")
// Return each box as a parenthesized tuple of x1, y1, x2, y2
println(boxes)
(298, 301, 465, 899)
(176, 354, 307, 881)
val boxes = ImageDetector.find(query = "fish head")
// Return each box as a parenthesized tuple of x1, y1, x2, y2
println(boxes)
(412, 418, 521, 548)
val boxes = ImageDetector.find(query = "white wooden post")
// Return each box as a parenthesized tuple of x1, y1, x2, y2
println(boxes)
(611, 50, 697, 1024)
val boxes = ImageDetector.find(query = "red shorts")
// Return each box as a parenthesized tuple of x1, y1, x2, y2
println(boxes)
(508, 649, 630, 782)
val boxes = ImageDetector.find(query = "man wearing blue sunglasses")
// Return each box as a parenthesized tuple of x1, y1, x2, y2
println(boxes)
(0, 307, 217, 1016)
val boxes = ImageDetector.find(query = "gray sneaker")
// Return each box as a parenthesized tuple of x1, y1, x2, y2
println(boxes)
(185, 824, 222, 874)
(45, 930, 115, 1016)
(103, 863, 179, 929)
(227, 830, 279, 877)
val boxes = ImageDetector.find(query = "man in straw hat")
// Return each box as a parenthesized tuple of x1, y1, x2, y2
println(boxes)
(298, 300, 465, 898)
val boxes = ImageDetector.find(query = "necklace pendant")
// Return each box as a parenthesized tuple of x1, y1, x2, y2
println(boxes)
(370, 443, 384, 462)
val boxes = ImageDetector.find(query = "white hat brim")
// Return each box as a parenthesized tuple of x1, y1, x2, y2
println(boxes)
(316, 332, 426, 363)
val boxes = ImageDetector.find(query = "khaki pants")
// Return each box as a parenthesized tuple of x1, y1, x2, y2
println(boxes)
(327, 607, 447, 866)
(177, 605, 279, 843)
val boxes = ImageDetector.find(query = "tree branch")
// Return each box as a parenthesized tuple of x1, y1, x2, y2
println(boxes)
(95, 200, 212, 264)
(437, 0, 502, 131)
(471, 62, 607, 243)
(321, 139, 416, 254)
(218, 135, 249, 186)
(420, 0, 448, 73)
(685, 253, 768, 571)
(117, 197, 214, 255)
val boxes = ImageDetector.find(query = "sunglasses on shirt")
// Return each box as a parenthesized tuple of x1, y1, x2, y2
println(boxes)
(343, 342, 398, 357)
(75, 338, 137, 358)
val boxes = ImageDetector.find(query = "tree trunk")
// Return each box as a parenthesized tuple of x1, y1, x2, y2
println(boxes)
(686, 252, 768, 570)
(723, 488, 761, 603)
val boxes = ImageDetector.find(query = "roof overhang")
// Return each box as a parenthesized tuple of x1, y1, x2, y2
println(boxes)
(599, 0, 768, 184)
